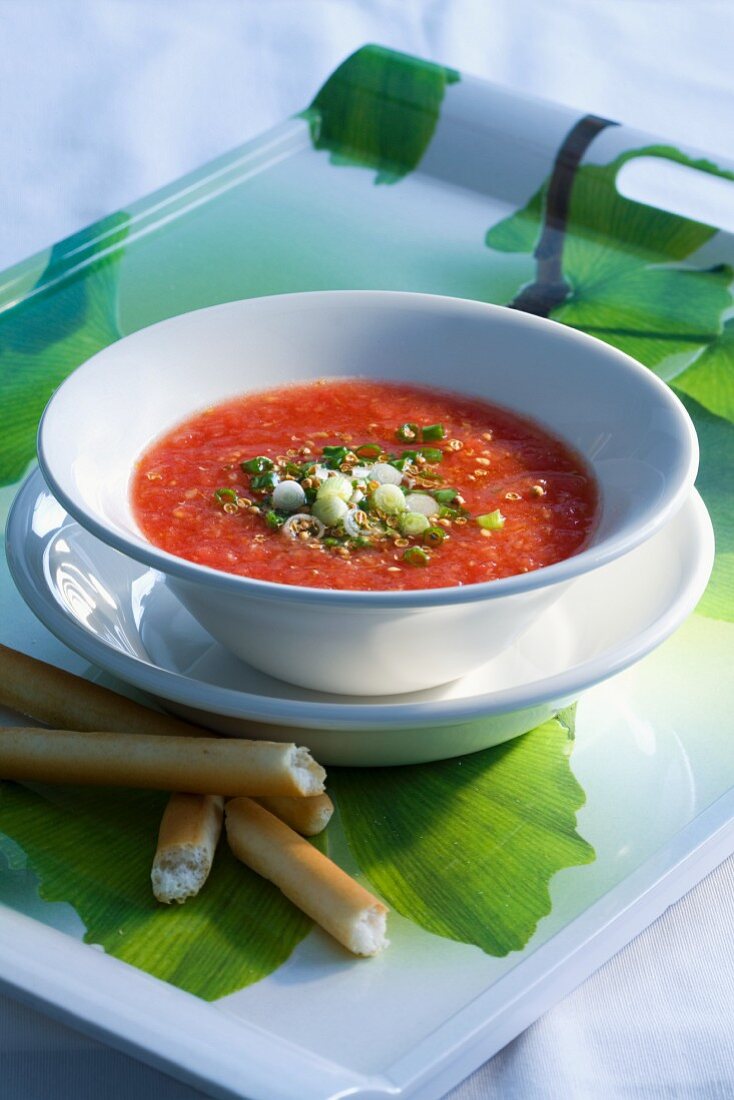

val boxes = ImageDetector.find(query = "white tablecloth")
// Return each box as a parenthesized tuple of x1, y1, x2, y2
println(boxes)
(1, 2, 733, 1096)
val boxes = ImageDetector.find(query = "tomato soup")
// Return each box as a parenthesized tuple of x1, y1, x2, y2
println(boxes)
(131, 379, 598, 591)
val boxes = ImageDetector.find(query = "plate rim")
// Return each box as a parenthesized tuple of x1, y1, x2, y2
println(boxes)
(5, 468, 715, 732)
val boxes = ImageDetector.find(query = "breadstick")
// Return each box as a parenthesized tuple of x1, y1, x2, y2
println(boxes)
(225, 798, 388, 956)
(151, 793, 224, 904)
(0, 643, 199, 738)
(0, 728, 325, 796)
(255, 794, 334, 836)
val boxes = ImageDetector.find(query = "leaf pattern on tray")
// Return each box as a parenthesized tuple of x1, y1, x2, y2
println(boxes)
(675, 319, 734, 428)
(0, 212, 128, 487)
(305, 44, 459, 183)
(487, 138, 734, 620)
(0, 782, 324, 999)
(331, 713, 594, 957)
(487, 144, 734, 379)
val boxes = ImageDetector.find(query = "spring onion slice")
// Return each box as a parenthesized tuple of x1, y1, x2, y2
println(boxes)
(369, 462, 403, 486)
(400, 512, 430, 537)
(372, 484, 407, 514)
(316, 474, 353, 502)
(404, 492, 439, 517)
(282, 514, 326, 539)
(271, 480, 306, 513)
(312, 495, 349, 527)
(343, 509, 369, 538)
(477, 509, 506, 530)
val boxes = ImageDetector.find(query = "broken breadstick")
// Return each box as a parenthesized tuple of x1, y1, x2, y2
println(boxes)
(254, 793, 334, 836)
(151, 793, 224, 904)
(0, 728, 325, 797)
(225, 797, 388, 957)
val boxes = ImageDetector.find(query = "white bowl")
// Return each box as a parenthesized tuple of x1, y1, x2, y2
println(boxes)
(38, 291, 698, 696)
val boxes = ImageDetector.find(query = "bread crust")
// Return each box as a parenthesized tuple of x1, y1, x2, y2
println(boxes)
(0, 728, 325, 796)
(226, 798, 388, 956)
(255, 793, 334, 836)
(0, 643, 200, 737)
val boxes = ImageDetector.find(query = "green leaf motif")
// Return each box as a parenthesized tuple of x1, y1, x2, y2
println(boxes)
(556, 261, 732, 371)
(305, 44, 459, 183)
(0, 782, 323, 999)
(677, 395, 734, 622)
(332, 716, 594, 956)
(674, 318, 734, 425)
(0, 212, 128, 487)
(486, 145, 734, 376)
(486, 139, 734, 620)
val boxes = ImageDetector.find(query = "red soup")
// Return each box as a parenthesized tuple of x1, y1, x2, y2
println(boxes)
(131, 379, 598, 591)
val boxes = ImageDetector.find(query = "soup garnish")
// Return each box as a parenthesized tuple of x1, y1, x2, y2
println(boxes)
(132, 379, 598, 591)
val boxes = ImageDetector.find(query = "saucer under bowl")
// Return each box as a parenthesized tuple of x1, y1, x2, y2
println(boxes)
(6, 469, 713, 765)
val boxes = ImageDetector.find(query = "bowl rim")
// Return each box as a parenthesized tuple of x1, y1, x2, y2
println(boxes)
(37, 290, 700, 609)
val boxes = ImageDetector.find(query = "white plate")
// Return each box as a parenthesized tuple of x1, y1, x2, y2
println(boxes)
(5, 469, 714, 765)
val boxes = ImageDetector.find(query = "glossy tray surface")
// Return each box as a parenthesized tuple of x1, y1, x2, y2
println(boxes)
(1, 46, 733, 1100)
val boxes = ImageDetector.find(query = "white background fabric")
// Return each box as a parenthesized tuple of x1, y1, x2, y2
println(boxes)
(0, 2, 733, 1096)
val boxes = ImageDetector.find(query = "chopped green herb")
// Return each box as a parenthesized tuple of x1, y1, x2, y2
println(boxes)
(477, 509, 506, 530)
(265, 510, 286, 529)
(250, 472, 280, 492)
(403, 546, 430, 566)
(419, 447, 444, 463)
(395, 423, 419, 443)
(355, 443, 382, 460)
(424, 525, 446, 547)
(322, 445, 350, 468)
(438, 505, 460, 519)
(389, 457, 411, 473)
(214, 487, 238, 504)
(421, 423, 445, 441)
(241, 456, 273, 475)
